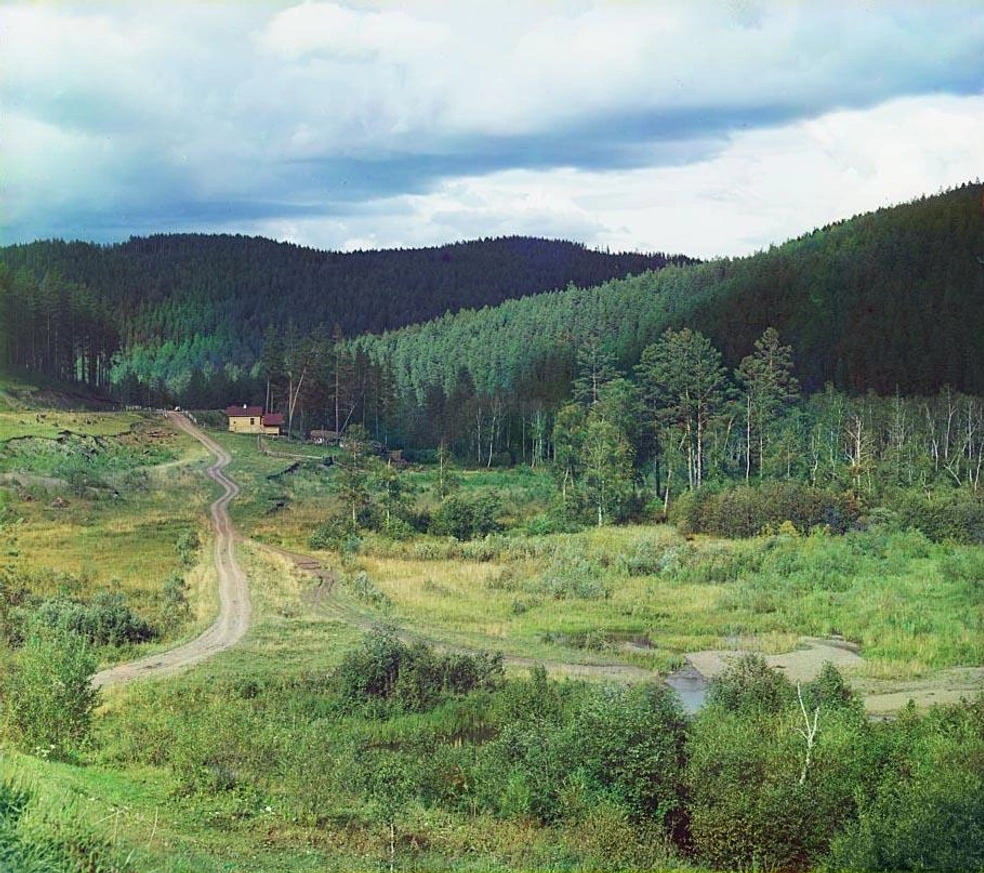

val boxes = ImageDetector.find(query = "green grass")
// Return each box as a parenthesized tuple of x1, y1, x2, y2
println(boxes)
(0, 411, 140, 443)
(337, 525, 984, 679)
(0, 413, 218, 663)
(3, 412, 982, 871)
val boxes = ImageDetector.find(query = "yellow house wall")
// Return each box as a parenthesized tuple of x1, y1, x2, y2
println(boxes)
(228, 417, 263, 433)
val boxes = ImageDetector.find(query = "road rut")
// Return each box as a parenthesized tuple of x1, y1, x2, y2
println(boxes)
(92, 413, 250, 687)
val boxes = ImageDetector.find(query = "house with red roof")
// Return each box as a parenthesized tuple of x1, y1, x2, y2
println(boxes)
(225, 405, 284, 435)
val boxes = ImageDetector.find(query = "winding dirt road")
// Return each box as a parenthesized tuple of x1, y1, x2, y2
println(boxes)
(92, 413, 251, 688)
(90, 414, 980, 713)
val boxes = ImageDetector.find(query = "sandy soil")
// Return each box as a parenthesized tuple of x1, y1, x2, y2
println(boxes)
(683, 639, 983, 715)
(92, 413, 251, 688)
(685, 637, 864, 685)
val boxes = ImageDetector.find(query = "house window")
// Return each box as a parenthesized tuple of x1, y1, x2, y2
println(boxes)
(250, 418, 255, 425)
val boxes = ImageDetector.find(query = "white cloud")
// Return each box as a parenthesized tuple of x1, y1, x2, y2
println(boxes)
(240, 93, 984, 258)
(1, 1, 982, 247)
(259, 2, 446, 62)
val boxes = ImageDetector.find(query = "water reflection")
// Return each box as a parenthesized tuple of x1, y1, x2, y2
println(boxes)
(665, 661, 710, 714)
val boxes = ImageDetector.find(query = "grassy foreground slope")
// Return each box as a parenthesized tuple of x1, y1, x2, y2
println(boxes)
(1, 411, 982, 871)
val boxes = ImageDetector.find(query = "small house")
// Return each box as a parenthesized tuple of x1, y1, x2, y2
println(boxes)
(225, 405, 284, 435)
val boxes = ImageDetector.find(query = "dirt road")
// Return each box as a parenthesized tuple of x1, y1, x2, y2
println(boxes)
(92, 413, 251, 688)
(265, 543, 655, 682)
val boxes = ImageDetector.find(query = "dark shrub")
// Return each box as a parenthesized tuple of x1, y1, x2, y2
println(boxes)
(889, 490, 984, 544)
(334, 628, 503, 712)
(706, 653, 795, 715)
(309, 514, 359, 550)
(671, 481, 860, 538)
(689, 661, 878, 871)
(827, 698, 984, 871)
(30, 591, 157, 647)
(429, 492, 500, 540)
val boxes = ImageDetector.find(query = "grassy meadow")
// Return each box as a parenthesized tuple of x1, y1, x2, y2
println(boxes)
(202, 430, 983, 680)
(1, 406, 982, 871)
(0, 408, 217, 661)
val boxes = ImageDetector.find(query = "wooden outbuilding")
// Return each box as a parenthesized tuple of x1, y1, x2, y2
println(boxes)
(225, 405, 283, 435)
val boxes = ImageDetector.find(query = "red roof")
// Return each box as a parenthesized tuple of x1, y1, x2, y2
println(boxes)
(225, 405, 264, 418)
(262, 413, 284, 426)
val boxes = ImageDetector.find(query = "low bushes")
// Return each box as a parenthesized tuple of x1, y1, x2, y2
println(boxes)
(672, 481, 861, 538)
(888, 489, 984, 544)
(334, 627, 504, 712)
(826, 699, 984, 871)
(688, 656, 878, 872)
(29, 591, 157, 647)
(428, 492, 501, 540)
(2, 625, 99, 758)
(93, 629, 984, 872)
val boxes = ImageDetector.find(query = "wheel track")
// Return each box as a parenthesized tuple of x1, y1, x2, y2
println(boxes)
(259, 542, 654, 682)
(92, 413, 251, 688)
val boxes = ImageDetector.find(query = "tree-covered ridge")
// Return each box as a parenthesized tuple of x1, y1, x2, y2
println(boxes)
(360, 182, 984, 405)
(0, 267, 118, 388)
(0, 234, 690, 393)
(2, 182, 982, 432)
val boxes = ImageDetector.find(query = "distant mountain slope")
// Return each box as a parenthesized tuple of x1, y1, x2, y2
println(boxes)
(361, 182, 984, 401)
(691, 183, 984, 393)
(0, 233, 691, 362)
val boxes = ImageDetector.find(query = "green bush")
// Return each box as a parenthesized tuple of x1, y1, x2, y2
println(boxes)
(672, 481, 861, 538)
(29, 591, 157, 647)
(616, 536, 669, 576)
(3, 626, 99, 758)
(937, 547, 984, 593)
(159, 571, 190, 630)
(525, 510, 583, 536)
(477, 680, 687, 837)
(334, 628, 504, 712)
(688, 661, 877, 871)
(175, 529, 201, 566)
(428, 492, 501, 540)
(309, 515, 357, 550)
(706, 653, 795, 715)
(569, 683, 688, 829)
(826, 699, 984, 871)
(670, 542, 762, 585)
(529, 552, 609, 600)
(889, 490, 984, 544)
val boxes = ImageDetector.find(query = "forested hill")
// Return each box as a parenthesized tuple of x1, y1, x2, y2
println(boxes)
(361, 182, 984, 404)
(0, 234, 690, 380)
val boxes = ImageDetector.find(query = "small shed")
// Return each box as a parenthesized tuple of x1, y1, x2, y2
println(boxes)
(260, 412, 284, 436)
(225, 405, 283, 435)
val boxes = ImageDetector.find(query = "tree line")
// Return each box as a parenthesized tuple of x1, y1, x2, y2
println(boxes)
(0, 234, 688, 398)
(547, 326, 984, 527)
(0, 265, 119, 387)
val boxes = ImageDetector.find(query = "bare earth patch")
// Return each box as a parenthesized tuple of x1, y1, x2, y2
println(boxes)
(685, 638, 983, 715)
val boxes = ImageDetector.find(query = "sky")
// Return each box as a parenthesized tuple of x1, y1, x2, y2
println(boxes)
(2, 1, 982, 258)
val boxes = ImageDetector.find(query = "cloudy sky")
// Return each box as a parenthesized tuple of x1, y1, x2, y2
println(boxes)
(2, 1, 982, 258)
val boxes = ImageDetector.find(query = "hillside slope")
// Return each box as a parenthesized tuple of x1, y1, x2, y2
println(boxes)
(361, 182, 984, 402)
(0, 234, 690, 381)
